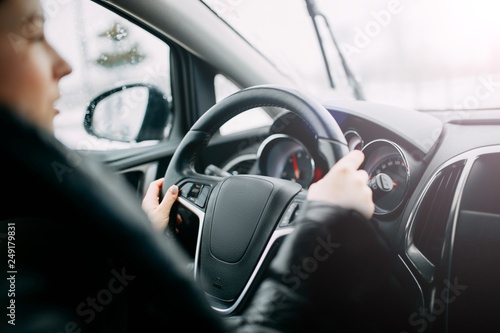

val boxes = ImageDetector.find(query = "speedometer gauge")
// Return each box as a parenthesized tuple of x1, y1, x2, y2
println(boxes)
(257, 134, 315, 188)
(362, 140, 410, 215)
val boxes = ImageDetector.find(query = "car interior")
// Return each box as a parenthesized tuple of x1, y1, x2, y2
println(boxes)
(1, 0, 499, 332)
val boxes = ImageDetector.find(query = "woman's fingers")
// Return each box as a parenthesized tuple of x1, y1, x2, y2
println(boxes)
(142, 178, 179, 231)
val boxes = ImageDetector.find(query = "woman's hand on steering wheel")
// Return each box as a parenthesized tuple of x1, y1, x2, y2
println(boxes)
(307, 150, 374, 220)
(142, 178, 180, 231)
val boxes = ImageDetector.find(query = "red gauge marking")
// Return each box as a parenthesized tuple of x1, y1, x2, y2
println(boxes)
(292, 153, 300, 180)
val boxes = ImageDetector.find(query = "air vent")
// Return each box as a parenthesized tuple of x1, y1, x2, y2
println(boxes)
(448, 152, 500, 332)
(412, 160, 466, 265)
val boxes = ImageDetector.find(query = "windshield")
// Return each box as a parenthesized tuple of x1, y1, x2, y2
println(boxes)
(201, 0, 500, 111)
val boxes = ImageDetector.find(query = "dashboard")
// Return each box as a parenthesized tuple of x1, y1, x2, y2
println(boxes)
(201, 99, 500, 331)
(209, 100, 500, 235)
(221, 127, 412, 219)
(218, 103, 429, 222)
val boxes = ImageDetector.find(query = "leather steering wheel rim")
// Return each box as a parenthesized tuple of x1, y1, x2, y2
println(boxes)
(162, 84, 349, 314)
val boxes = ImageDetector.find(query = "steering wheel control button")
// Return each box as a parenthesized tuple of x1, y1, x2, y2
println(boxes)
(179, 182, 209, 206)
(195, 185, 211, 208)
(180, 182, 193, 198)
(188, 184, 203, 198)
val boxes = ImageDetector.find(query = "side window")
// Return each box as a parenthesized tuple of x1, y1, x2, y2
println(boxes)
(216, 75, 273, 136)
(44, 0, 172, 150)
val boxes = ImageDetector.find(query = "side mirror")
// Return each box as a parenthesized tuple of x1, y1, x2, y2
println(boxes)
(84, 84, 172, 143)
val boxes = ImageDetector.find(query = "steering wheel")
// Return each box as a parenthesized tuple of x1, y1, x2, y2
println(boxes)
(162, 84, 348, 314)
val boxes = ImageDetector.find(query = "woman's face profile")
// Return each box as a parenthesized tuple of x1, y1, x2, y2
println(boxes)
(0, 0, 72, 133)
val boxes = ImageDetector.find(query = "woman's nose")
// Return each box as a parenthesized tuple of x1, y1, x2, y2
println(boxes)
(51, 44, 73, 80)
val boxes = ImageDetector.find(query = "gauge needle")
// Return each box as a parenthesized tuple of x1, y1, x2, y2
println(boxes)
(292, 153, 300, 179)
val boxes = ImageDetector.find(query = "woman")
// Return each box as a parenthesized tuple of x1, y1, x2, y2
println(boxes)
(0, 0, 179, 230)
(0, 0, 397, 332)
